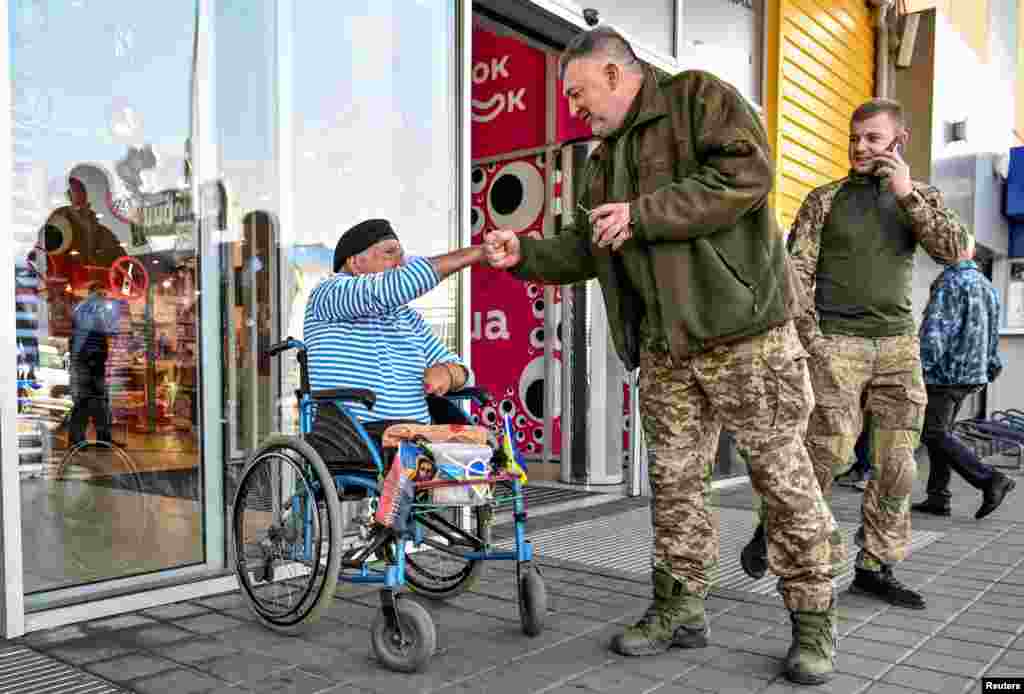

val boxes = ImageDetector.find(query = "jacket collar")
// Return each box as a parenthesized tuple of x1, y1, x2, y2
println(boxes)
(946, 259, 978, 273)
(631, 66, 669, 131)
(932, 259, 978, 292)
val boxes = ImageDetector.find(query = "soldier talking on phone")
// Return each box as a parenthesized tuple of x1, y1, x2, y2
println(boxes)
(741, 98, 969, 610)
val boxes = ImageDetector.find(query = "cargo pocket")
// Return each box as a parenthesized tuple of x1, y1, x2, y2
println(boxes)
(763, 326, 813, 430)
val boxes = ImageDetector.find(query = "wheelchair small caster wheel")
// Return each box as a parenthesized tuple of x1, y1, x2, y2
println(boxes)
(371, 594, 436, 673)
(518, 562, 547, 637)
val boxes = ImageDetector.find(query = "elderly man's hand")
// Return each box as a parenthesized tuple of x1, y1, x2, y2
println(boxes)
(423, 364, 453, 396)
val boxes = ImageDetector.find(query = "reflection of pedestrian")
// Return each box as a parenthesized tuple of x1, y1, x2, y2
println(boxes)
(69, 283, 119, 445)
(913, 236, 1016, 519)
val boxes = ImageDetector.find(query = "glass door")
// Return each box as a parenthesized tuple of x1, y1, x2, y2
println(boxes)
(10, 0, 222, 609)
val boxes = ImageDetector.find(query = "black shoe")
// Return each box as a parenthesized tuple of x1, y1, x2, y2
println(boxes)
(850, 567, 926, 609)
(835, 468, 866, 488)
(740, 524, 768, 580)
(911, 498, 951, 517)
(976, 474, 1016, 520)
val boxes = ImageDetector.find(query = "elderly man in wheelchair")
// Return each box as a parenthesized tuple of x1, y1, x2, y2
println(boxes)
(231, 219, 545, 673)
(303, 218, 487, 463)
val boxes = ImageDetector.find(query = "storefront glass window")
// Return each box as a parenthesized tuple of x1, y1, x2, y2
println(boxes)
(275, 0, 459, 435)
(215, 0, 280, 463)
(9, 0, 459, 609)
(11, 1, 208, 603)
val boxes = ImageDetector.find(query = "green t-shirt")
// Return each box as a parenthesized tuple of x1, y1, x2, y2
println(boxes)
(816, 176, 918, 337)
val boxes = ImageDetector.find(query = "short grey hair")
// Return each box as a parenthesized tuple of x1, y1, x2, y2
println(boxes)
(559, 26, 642, 81)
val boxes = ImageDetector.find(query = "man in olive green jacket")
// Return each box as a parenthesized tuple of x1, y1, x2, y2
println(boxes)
(484, 27, 836, 685)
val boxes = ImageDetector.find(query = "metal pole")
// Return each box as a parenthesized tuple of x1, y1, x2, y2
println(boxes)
(541, 52, 558, 470)
(628, 369, 647, 496)
(558, 144, 576, 483)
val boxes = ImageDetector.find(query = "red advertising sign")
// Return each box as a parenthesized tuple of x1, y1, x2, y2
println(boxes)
(471, 27, 547, 159)
(468, 153, 561, 457)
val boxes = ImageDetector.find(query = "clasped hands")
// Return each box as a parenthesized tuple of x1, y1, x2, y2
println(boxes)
(481, 202, 633, 270)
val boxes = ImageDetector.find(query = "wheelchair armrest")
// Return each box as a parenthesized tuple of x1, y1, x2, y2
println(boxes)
(310, 388, 376, 411)
(445, 386, 492, 407)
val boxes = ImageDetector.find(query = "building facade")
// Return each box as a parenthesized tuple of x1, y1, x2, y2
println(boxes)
(0, 0, 951, 637)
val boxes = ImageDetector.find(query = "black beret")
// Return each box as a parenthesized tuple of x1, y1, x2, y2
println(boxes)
(333, 219, 399, 272)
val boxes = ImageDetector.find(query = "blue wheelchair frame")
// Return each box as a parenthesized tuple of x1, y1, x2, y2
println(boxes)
(278, 336, 535, 591)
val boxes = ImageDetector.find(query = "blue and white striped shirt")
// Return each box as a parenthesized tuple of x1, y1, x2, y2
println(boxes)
(303, 257, 468, 424)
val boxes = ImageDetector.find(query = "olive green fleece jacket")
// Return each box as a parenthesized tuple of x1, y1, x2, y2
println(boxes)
(512, 67, 802, 370)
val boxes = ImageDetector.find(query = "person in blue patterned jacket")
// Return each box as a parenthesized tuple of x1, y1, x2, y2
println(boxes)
(913, 234, 1016, 520)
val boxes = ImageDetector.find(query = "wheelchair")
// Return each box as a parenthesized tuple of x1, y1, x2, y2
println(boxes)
(231, 338, 547, 673)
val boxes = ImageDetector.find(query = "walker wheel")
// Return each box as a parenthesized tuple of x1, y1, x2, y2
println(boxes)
(518, 562, 547, 637)
(371, 597, 436, 673)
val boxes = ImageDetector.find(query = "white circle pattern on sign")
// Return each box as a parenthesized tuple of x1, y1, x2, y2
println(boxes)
(486, 160, 544, 232)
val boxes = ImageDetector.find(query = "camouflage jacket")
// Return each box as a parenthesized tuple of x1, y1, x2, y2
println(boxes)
(788, 175, 967, 347)
(919, 260, 1003, 386)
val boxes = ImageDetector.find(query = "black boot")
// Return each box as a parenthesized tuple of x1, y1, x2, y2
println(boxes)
(976, 473, 1016, 520)
(740, 524, 767, 580)
(851, 566, 925, 609)
(911, 497, 951, 517)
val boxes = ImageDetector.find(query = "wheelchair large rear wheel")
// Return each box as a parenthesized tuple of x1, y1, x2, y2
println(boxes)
(390, 506, 491, 600)
(232, 436, 342, 633)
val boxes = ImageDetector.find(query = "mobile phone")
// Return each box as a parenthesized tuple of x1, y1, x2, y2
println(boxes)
(873, 138, 902, 175)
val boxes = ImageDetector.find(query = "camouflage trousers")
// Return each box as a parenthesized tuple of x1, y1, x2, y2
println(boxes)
(806, 334, 926, 570)
(640, 321, 834, 612)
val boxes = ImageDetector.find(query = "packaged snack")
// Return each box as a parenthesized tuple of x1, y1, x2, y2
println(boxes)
(375, 449, 415, 530)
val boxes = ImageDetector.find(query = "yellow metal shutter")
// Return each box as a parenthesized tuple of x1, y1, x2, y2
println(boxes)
(765, 0, 875, 233)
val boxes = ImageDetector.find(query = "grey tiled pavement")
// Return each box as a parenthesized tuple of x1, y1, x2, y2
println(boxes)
(7, 452, 1024, 694)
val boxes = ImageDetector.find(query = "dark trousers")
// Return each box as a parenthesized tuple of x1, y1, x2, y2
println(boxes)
(69, 395, 112, 444)
(921, 384, 994, 501)
(69, 361, 111, 445)
(852, 412, 872, 474)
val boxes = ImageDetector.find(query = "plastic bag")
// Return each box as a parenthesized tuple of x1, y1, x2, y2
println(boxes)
(424, 442, 493, 505)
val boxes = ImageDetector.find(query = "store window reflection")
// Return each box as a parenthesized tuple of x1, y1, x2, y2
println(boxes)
(11, 1, 205, 601)
(285, 0, 460, 405)
(215, 0, 460, 448)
